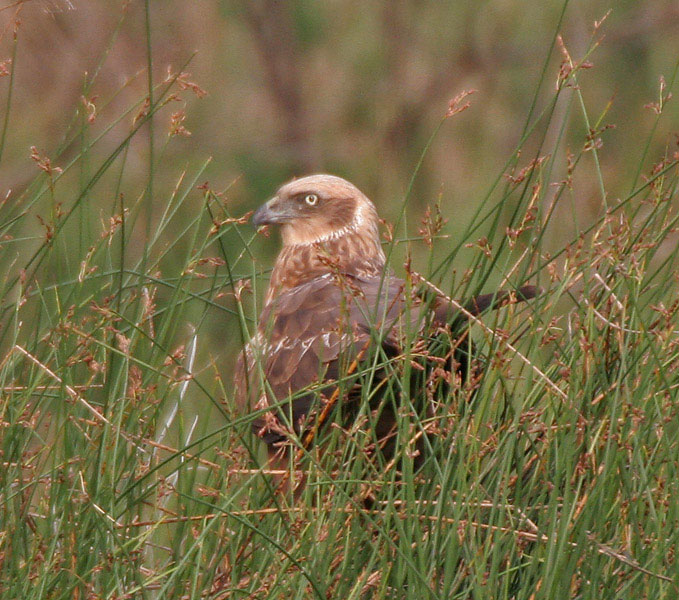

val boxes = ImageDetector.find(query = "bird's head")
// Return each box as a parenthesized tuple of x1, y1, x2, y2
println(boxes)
(252, 174, 381, 247)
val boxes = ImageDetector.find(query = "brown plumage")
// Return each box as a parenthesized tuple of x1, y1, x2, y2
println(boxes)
(234, 174, 537, 483)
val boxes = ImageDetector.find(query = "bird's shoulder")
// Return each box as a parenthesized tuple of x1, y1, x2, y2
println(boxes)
(260, 272, 427, 338)
(234, 272, 431, 409)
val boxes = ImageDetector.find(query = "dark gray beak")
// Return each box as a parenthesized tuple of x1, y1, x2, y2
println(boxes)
(252, 196, 295, 226)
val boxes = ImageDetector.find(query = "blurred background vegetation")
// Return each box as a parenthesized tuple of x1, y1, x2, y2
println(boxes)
(2, 1, 678, 223)
(1, 0, 678, 366)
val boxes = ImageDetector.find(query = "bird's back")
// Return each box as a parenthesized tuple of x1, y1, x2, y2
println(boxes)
(234, 272, 432, 443)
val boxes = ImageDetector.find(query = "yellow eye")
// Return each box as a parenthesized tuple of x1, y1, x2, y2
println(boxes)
(304, 194, 319, 206)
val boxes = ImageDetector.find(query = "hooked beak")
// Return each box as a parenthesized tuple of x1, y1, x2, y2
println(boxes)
(251, 196, 295, 226)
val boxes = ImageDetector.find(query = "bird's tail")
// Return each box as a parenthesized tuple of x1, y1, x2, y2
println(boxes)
(431, 284, 542, 325)
(463, 284, 541, 317)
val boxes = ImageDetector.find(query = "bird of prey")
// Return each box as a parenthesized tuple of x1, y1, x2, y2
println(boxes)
(234, 174, 537, 485)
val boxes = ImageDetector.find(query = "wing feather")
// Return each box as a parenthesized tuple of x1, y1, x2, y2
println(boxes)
(233, 272, 430, 440)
